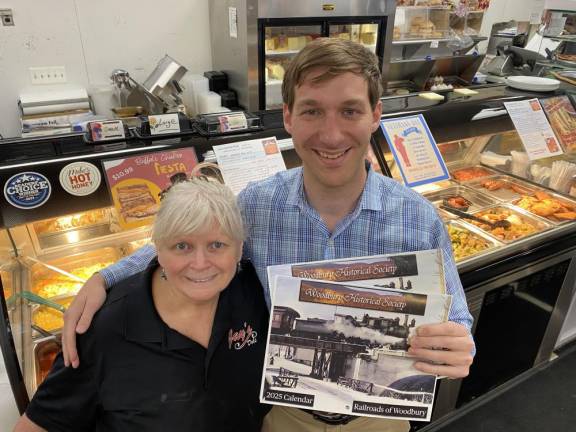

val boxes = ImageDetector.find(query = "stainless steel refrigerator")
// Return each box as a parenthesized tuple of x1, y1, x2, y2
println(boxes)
(209, 0, 396, 111)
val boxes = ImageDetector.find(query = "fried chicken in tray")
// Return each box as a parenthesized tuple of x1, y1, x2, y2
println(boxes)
(442, 196, 472, 211)
(514, 191, 576, 221)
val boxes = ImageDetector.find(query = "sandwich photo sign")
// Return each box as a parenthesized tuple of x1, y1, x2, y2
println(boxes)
(103, 148, 198, 229)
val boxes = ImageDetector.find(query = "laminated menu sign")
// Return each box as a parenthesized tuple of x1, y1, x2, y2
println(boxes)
(380, 115, 449, 188)
(260, 250, 451, 422)
(102, 148, 198, 229)
(539, 96, 576, 153)
(504, 98, 564, 160)
(213, 136, 286, 194)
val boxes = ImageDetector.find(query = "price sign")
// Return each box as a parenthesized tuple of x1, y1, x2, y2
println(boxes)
(103, 148, 198, 229)
(149, 113, 181, 136)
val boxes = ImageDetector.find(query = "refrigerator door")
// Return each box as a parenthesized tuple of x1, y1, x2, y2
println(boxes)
(260, 21, 324, 110)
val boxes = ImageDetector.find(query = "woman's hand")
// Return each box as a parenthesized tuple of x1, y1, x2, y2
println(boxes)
(62, 273, 107, 368)
(408, 321, 475, 379)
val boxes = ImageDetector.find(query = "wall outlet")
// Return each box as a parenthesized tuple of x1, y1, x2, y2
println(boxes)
(0, 8, 14, 26)
(29, 66, 67, 85)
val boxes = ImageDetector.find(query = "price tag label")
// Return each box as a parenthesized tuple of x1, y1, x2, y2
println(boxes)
(218, 112, 247, 132)
(89, 120, 125, 142)
(430, 40, 439, 49)
(149, 113, 181, 136)
(395, 8, 405, 26)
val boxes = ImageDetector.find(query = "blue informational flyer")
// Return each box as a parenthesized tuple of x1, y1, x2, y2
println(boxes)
(380, 115, 449, 188)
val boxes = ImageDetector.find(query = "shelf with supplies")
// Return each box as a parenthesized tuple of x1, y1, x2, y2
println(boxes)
(393, 37, 452, 45)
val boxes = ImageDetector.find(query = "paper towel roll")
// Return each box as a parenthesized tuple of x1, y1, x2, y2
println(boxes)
(21, 102, 91, 116)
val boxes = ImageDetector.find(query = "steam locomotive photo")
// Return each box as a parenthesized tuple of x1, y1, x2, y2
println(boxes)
(271, 306, 416, 351)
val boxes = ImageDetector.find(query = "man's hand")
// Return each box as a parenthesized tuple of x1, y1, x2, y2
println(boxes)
(408, 321, 474, 379)
(62, 273, 107, 368)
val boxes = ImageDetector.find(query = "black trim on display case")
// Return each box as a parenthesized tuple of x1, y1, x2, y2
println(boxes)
(0, 278, 29, 413)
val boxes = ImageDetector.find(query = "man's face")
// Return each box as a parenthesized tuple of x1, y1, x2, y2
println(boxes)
(283, 69, 382, 191)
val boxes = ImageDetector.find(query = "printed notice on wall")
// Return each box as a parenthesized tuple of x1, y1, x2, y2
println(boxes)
(229, 7, 238, 39)
(102, 148, 198, 229)
(380, 115, 449, 188)
(504, 99, 564, 160)
(213, 136, 286, 195)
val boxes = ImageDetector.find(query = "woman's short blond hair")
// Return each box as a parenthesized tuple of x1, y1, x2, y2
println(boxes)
(282, 37, 382, 111)
(151, 177, 244, 247)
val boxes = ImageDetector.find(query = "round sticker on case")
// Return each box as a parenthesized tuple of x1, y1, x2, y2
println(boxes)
(59, 162, 101, 196)
(4, 172, 51, 209)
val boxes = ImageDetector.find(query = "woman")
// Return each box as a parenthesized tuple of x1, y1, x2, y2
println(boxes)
(14, 177, 270, 432)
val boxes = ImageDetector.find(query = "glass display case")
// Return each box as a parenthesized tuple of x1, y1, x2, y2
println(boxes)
(449, 1, 487, 37)
(394, 3, 451, 42)
(0, 206, 152, 399)
(1, 85, 575, 425)
(391, 1, 489, 61)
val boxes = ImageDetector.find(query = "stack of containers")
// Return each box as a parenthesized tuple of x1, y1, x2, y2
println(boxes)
(179, 73, 210, 115)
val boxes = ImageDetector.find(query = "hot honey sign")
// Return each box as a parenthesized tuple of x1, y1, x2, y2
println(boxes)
(103, 148, 198, 229)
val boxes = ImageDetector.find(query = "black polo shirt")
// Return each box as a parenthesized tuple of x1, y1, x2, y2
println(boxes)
(26, 259, 270, 432)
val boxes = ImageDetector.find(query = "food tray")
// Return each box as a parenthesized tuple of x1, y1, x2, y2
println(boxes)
(34, 336, 61, 389)
(31, 208, 118, 250)
(512, 190, 576, 224)
(463, 204, 552, 244)
(423, 185, 498, 213)
(412, 179, 459, 195)
(465, 175, 540, 202)
(32, 296, 73, 333)
(450, 165, 500, 182)
(29, 247, 119, 300)
(445, 220, 502, 262)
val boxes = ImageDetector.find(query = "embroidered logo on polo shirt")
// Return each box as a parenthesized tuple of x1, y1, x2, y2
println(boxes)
(228, 322, 257, 350)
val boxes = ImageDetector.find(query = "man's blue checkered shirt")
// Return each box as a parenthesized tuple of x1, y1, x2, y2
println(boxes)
(101, 166, 473, 331)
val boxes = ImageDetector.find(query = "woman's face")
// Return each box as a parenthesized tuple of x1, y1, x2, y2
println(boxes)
(157, 223, 242, 304)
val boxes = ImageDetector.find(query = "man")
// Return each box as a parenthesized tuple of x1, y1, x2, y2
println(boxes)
(62, 38, 474, 432)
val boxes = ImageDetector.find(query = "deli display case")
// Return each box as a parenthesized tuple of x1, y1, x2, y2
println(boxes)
(1, 86, 576, 428)
(372, 85, 576, 423)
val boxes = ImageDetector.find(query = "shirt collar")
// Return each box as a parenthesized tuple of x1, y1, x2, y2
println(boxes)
(118, 259, 232, 351)
(285, 162, 382, 213)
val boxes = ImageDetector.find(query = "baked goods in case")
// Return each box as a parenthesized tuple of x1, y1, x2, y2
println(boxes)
(409, 16, 437, 38)
(117, 183, 157, 222)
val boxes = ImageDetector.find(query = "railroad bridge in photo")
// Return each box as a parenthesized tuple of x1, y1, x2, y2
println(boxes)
(269, 334, 368, 380)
